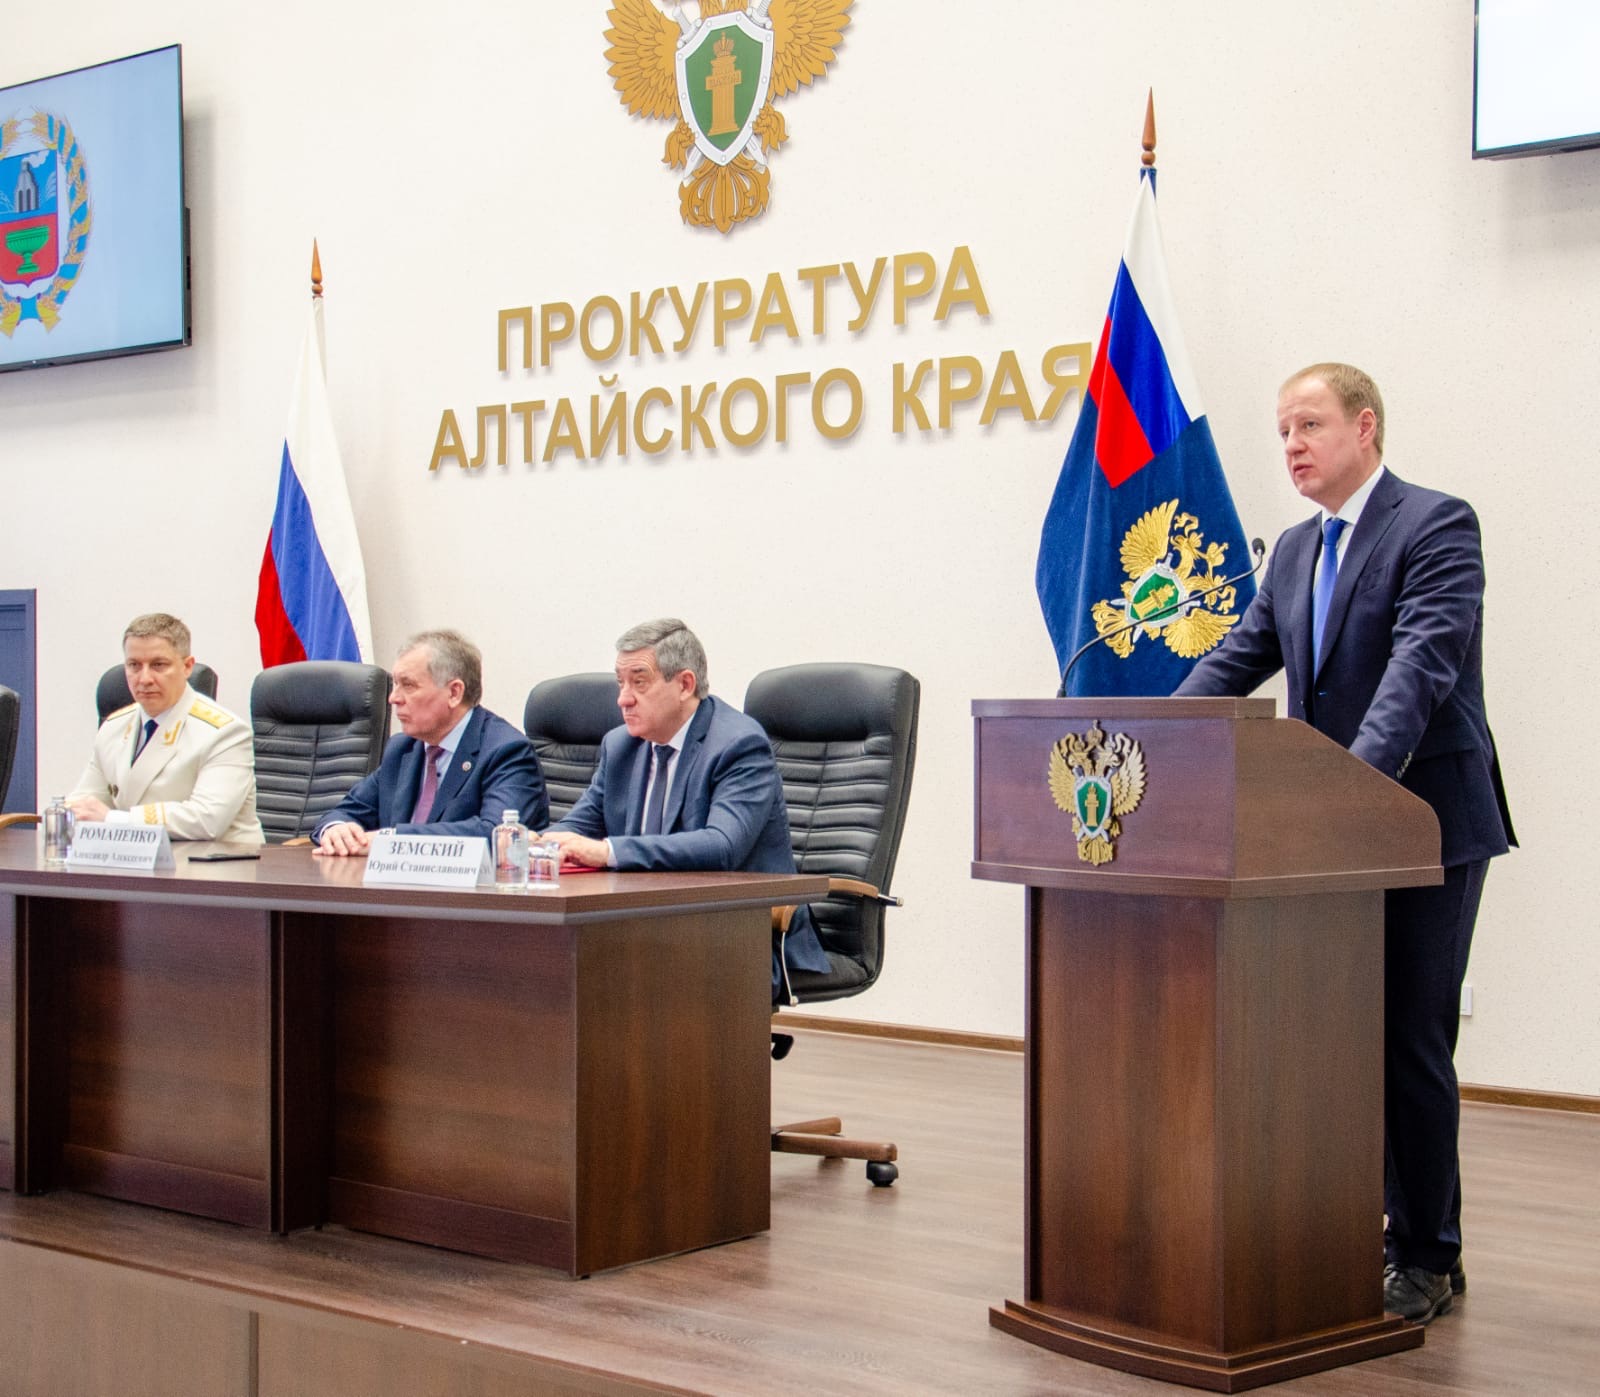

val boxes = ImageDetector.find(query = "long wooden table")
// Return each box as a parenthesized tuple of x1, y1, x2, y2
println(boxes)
(0, 835, 823, 1276)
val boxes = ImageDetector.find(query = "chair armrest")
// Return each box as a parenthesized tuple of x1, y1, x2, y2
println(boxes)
(826, 876, 900, 904)
(0, 812, 41, 830)
(771, 877, 903, 932)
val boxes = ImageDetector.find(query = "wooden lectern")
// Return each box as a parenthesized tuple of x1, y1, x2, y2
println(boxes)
(974, 698, 1442, 1392)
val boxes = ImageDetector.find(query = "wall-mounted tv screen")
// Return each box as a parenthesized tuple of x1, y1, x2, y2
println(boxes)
(0, 44, 187, 373)
(1475, 1, 1600, 158)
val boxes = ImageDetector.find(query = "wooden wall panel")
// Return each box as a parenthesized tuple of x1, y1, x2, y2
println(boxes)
(0, 1240, 254, 1397)
(58, 897, 275, 1224)
(1028, 888, 1221, 1343)
(573, 908, 770, 1275)
(331, 915, 577, 1220)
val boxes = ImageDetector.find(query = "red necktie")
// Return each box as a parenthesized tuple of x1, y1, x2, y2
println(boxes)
(411, 744, 446, 824)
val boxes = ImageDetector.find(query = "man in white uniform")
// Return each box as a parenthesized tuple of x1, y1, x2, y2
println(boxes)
(68, 613, 263, 844)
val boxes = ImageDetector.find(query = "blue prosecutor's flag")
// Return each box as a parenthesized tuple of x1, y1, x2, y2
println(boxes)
(1036, 169, 1254, 696)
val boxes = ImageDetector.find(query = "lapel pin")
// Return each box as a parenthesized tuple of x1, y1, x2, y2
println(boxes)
(462, 760, 472, 772)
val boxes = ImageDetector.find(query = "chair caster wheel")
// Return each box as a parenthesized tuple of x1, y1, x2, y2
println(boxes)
(866, 1160, 898, 1187)
(771, 1032, 794, 1061)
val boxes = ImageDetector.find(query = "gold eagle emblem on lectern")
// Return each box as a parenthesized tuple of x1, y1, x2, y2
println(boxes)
(604, 0, 851, 232)
(1048, 724, 1147, 866)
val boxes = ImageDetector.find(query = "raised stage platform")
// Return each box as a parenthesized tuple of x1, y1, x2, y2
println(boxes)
(2, 1030, 1596, 1396)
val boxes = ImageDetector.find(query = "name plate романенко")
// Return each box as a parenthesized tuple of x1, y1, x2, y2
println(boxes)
(67, 822, 177, 872)
(363, 833, 492, 889)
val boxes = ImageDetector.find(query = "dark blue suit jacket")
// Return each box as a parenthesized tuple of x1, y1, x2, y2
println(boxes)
(552, 695, 829, 976)
(1178, 469, 1513, 867)
(313, 706, 548, 843)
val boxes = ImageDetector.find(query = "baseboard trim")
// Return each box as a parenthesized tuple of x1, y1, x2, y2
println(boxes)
(1458, 1083, 1600, 1115)
(777, 1013, 1600, 1114)
(777, 1013, 1024, 1055)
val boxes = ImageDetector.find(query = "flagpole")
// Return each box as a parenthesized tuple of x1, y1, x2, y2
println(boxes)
(310, 239, 325, 371)
(311, 239, 323, 299)
(1034, 87, 1257, 693)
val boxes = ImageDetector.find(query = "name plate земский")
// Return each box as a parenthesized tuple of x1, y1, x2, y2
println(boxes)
(67, 822, 177, 872)
(363, 832, 492, 889)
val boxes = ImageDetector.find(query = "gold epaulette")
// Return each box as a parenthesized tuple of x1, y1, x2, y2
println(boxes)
(107, 702, 138, 721)
(188, 698, 232, 729)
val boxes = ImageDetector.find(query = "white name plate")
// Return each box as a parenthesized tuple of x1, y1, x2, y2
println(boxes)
(67, 822, 177, 872)
(363, 833, 491, 889)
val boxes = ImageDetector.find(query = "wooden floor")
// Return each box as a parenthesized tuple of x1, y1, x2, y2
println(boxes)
(1, 1029, 1596, 1396)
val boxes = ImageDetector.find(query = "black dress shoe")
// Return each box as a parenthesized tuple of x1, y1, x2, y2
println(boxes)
(1449, 1256, 1466, 1295)
(1384, 1263, 1453, 1323)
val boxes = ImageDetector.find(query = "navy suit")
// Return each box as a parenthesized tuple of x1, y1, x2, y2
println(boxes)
(552, 695, 829, 990)
(1178, 468, 1513, 1273)
(313, 706, 547, 843)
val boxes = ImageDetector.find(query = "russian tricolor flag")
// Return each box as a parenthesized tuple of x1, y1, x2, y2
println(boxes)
(255, 294, 372, 667)
(1035, 167, 1253, 695)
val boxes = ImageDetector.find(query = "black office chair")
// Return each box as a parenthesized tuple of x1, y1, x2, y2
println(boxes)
(744, 662, 920, 1186)
(0, 685, 19, 811)
(250, 661, 392, 843)
(96, 660, 219, 723)
(523, 673, 623, 821)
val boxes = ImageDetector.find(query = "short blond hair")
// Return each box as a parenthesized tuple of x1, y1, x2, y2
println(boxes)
(123, 613, 191, 656)
(1282, 362, 1385, 456)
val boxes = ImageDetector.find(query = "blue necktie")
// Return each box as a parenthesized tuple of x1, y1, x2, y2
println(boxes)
(643, 744, 674, 835)
(132, 718, 159, 762)
(1312, 516, 1347, 667)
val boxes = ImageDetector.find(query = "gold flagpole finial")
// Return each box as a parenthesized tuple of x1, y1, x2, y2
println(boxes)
(1142, 90, 1157, 168)
(311, 240, 323, 299)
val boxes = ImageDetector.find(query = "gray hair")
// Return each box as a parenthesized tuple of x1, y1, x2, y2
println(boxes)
(123, 613, 191, 656)
(399, 629, 483, 707)
(616, 617, 708, 698)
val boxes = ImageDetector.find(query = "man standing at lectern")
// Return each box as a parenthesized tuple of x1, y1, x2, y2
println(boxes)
(1175, 363, 1514, 1324)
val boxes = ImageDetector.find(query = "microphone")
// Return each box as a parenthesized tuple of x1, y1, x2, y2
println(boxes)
(1055, 537, 1266, 697)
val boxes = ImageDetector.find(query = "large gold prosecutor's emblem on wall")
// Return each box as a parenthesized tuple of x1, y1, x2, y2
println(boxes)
(1048, 724, 1146, 866)
(605, 0, 851, 233)
(1092, 499, 1241, 660)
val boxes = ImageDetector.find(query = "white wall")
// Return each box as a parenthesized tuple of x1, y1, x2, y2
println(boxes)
(3, 2, 1596, 1094)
